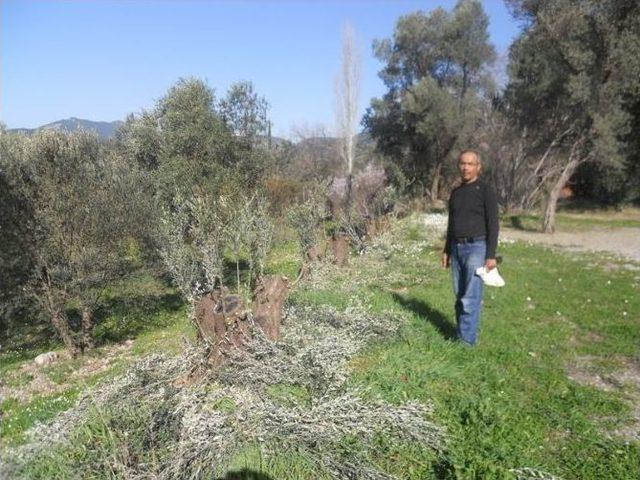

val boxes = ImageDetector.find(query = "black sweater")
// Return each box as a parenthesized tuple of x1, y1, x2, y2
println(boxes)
(444, 179, 499, 259)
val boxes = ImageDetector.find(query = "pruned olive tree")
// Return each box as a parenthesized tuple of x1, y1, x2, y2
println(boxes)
(287, 181, 329, 267)
(157, 189, 277, 365)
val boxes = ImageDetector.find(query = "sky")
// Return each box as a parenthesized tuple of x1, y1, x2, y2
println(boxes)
(1, 0, 521, 138)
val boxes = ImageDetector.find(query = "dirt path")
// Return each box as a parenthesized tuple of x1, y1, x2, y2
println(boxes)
(501, 227, 640, 262)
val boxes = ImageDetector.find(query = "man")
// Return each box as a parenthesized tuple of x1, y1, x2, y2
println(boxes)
(441, 149, 499, 346)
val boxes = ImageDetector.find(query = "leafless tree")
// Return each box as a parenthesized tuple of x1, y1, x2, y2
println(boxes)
(334, 23, 362, 204)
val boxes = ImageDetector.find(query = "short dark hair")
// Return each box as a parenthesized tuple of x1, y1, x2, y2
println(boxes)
(458, 149, 481, 163)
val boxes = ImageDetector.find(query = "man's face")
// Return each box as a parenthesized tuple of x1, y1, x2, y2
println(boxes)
(458, 152, 480, 183)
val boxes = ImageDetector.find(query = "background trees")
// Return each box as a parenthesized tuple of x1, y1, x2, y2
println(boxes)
(0, 127, 37, 336)
(364, 0, 495, 201)
(363, 0, 639, 220)
(1, 77, 276, 355)
(117, 77, 273, 207)
(504, 0, 640, 230)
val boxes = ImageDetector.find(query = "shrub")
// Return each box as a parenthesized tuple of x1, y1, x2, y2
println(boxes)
(264, 176, 304, 217)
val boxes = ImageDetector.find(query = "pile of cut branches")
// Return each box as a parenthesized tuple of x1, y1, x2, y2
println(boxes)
(3, 300, 444, 479)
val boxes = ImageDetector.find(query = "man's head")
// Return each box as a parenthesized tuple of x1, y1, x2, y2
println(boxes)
(458, 149, 481, 183)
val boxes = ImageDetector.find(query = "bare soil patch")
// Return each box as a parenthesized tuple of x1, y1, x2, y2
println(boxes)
(0, 341, 135, 404)
(502, 227, 640, 262)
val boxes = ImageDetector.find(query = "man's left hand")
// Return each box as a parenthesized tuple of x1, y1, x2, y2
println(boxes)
(485, 258, 497, 271)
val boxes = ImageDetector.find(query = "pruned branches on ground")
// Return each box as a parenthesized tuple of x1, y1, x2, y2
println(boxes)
(3, 299, 445, 480)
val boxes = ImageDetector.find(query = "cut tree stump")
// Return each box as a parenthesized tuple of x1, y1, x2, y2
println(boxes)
(252, 275, 290, 341)
(306, 244, 323, 262)
(194, 275, 290, 366)
(331, 233, 349, 266)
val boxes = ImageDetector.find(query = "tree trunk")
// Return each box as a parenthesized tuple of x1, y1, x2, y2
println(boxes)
(195, 287, 248, 365)
(429, 162, 442, 201)
(543, 154, 582, 233)
(346, 173, 353, 208)
(459, 64, 469, 110)
(51, 312, 79, 357)
(306, 244, 323, 262)
(331, 233, 349, 266)
(81, 305, 95, 352)
(252, 276, 290, 341)
(236, 257, 240, 295)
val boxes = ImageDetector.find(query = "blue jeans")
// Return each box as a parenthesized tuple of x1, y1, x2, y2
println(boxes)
(450, 239, 486, 345)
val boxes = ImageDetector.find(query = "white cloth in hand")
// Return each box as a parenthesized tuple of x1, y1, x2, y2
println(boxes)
(475, 266, 505, 287)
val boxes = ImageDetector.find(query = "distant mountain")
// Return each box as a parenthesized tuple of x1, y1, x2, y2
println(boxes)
(7, 120, 375, 147)
(9, 117, 123, 139)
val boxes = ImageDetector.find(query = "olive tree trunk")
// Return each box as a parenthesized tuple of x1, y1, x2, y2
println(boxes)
(429, 162, 442, 202)
(194, 275, 290, 366)
(543, 139, 587, 233)
(81, 305, 95, 352)
(51, 312, 80, 357)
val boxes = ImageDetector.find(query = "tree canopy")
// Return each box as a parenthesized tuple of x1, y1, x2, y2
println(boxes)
(364, 0, 496, 200)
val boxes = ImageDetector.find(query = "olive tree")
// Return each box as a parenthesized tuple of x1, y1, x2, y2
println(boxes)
(6, 130, 151, 355)
(506, 0, 640, 231)
(117, 77, 275, 212)
(0, 129, 36, 334)
(364, 0, 495, 200)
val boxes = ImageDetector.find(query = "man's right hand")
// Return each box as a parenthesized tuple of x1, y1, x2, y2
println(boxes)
(441, 252, 450, 268)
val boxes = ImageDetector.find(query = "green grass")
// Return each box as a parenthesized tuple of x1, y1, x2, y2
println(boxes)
(266, 383, 311, 408)
(265, 238, 301, 280)
(2, 213, 639, 478)
(0, 390, 80, 446)
(280, 215, 639, 478)
(343, 219, 640, 479)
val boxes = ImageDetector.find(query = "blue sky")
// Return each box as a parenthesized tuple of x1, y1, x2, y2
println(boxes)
(1, 0, 521, 137)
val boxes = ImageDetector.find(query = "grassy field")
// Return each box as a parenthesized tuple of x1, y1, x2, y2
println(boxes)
(1, 212, 639, 479)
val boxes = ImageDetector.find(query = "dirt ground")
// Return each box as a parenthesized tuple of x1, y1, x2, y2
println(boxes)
(0, 341, 135, 404)
(501, 227, 640, 262)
